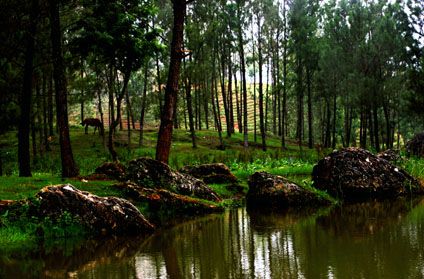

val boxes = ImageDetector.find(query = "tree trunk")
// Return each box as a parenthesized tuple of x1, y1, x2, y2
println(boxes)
(219, 45, 231, 138)
(203, 80, 209, 130)
(42, 72, 50, 151)
(227, 45, 235, 134)
(97, 84, 104, 138)
(234, 71, 242, 133)
(307, 68, 313, 149)
(48, 72, 54, 136)
(108, 69, 130, 162)
(383, 102, 392, 149)
(36, 78, 43, 155)
(212, 68, 224, 150)
(237, 0, 248, 148)
(49, 0, 79, 177)
(18, 0, 39, 177)
(325, 99, 331, 148)
(373, 101, 380, 152)
(125, 88, 136, 131)
(184, 56, 196, 148)
(126, 88, 131, 148)
(156, 53, 163, 118)
(257, 16, 266, 151)
(281, 0, 288, 149)
(331, 93, 337, 149)
(253, 38, 257, 143)
(139, 63, 149, 146)
(296, 59, 304, 148)
(80, 67, 84, 124)
(156, 0, 186, 164)
(196, 84, 202, 130)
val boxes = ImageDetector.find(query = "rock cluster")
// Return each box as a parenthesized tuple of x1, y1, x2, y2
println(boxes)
(312, 147, 422, 200)
(126, 158, 221, 202)
(247, 172, 326, 208)
(94, 162, 126, 180)
(36, 185, 154, 235)
(115, 182, 222, 216)
(406, 132, 424, 157)
(180, 163, 238, 184)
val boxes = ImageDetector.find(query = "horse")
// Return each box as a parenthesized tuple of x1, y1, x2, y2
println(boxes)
(81, 118, 104, 135)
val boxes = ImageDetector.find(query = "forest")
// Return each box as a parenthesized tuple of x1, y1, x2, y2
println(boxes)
(0, 0, 424, 278)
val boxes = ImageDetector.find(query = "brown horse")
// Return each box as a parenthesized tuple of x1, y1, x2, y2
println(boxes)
(81, 118, 104, 135)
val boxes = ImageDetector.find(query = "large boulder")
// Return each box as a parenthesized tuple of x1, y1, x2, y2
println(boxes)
(36, 185, 154, 235)
(312, 147, 422, 200)
(406, 132, 424, 157)
(115, 182, 223, 217)
(94, 162, 126, 180)
(180, 163, 238, 184)
(247, 172, 327, 208)
(126, 157, 221, 202)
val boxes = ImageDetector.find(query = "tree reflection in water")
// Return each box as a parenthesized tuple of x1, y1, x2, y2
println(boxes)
(2, 198, 424, 278)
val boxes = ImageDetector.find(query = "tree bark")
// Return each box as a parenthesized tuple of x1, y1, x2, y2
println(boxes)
(307, 68, 313, 149)
(203, 80, 209, 130)
(236, 0, 248, 148)
(42, 72, 50, 151)
(156, 0, 187, 163)
(373, 101, 380, 152)
(234, 70, 242, 133)
(49, 0, 79, 177)
(257, 16, 266, 151)
(139, 63, 149, 146)
(80, 67, 84, 124)
(108, 68, 130, 162)
(48, 72, 54, 136)
(18, 0, 39, 177)
(281, 0, 288, 149)
(219, 44, 231, 138)
(183, 56, 196, 148)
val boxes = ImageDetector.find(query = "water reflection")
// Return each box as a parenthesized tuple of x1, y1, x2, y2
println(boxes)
(2, 198, 424, 278)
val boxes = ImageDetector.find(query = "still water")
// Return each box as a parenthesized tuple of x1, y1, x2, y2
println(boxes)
(2, 198, 424, 279)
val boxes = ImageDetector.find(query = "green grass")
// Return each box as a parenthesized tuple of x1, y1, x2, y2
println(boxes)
(0, 226, 36, 251)
(0, 174, 120, 201)
(402, 157, 424, 180)
(0, 127, 325, 175)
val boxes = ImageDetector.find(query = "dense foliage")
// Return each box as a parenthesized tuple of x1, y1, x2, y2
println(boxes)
(0, 0, 423, 176)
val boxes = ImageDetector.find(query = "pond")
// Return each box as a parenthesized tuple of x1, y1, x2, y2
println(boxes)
(2, 197, 424, 278)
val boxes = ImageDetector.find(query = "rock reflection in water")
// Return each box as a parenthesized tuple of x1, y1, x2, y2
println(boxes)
(317, 197, 421, 238)
(2, 198, 424, 278)
(0, 236, 148, 278)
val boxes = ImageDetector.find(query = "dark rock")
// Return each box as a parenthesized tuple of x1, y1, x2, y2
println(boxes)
(406, 132, 424, 157)
(180, 163, 238, 184)
(377, 149, 400, 162)
(94, 162, 126, 180)
(312, 147, 423, 200)
(115, 182, 223, 216)
(247, 172, 327, 208)
(126, 157, 221, 202)
(36, 184, 154, 235)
